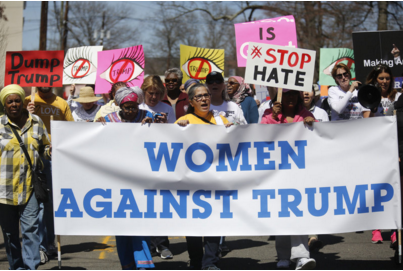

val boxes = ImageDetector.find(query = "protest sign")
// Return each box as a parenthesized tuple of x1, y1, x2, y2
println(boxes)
(63, 46, 103, 85)
(52, 117, 401, 236)
(180, 44, 224, 84)
(5, 50, 64, 87)
(319, 48, 355, 86)
(353, 31, 403, 86)
(95, 45, 144, 94)
(235, 15, 298, 67)
(245, 42, 316, 92)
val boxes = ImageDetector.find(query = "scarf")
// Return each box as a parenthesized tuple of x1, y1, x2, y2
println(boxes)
(230, 76, 252, 106)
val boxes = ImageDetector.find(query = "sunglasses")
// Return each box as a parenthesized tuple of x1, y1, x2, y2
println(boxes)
(121, 106, 137, 112)
(165, 79, 178, 83)
(227, 81, 239, 86)
(336, 72, 349, 79)
(193, 93, 211, 101)
(207, 79, 223, 85)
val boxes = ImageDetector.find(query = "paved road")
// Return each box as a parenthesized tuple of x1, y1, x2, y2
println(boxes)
(0, 231, 401, 269)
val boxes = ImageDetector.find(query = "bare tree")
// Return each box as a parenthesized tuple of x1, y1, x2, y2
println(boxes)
(49, 1, 139, 50)
(377, 1, 389, 30)
(160, 1, 403, 81)
(165, 1, 266, 22)
(146, 2, 203, 73)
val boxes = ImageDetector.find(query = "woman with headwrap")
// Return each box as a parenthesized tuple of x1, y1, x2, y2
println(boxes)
(96, 86, 155, 270)
(226, 76, 259, 123)
(0, 84, 51, 270)
(93, 82, 127, 122)
(97, 86, 154, 124)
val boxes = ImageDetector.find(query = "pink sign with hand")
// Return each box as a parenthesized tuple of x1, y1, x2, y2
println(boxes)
(235, 15, 298, 67)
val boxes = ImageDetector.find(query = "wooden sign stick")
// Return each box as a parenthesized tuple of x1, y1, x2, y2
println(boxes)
(31, 87, 36, 102)
(277, 88, 283, 103)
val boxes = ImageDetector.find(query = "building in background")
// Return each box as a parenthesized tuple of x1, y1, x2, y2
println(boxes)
(0, 1, 24, 87)
(0, 1, 24, 114)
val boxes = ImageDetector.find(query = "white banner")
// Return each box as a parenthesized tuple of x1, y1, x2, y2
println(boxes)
(52, 117, 402, 236)
(245, 42, 316, 92)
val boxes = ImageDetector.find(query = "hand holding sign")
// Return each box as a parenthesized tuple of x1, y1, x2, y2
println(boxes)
(70, 84, 76, 96)
(391, 44, 400, 58)
(27, 102, 35, 114)
(245, 42, 316, 92)
(271, 101, 282, 120)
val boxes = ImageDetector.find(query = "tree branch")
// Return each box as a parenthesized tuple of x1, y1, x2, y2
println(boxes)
(167, 4, 266, 21)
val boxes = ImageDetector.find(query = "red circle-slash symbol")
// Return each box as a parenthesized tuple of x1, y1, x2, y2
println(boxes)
(188, 58, 212, 80)
(109, 59, 135, 83)
(71, 59, 91, 78)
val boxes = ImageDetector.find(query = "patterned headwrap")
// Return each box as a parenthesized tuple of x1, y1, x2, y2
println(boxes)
(114, 86, 144, 106)
(0, 84, 26, 105)
(229, 76, 252, 105)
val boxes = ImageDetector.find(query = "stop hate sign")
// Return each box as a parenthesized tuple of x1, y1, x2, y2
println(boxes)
(245, 43, 316, 92)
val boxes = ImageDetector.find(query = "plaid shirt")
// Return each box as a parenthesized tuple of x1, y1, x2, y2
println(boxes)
(0, 113, 51, 205)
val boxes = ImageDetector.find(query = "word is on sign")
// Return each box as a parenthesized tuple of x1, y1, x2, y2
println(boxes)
(234, 15, 298, 67)
(5, 50, 64, 87)
(245, 43, 316, 92)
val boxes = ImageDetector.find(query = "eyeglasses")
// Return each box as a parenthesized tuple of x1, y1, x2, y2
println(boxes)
(121, 106, 138, 112)
(336, 72, 349, 79)
(227, 81, 239, 86)
(193, 93, 211, 101)
(207, 80, 223, 85)
(165, 79, 178, 84)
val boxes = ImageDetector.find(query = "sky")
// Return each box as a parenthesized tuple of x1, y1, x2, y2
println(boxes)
(22, 1, 267, 51)
(22, 1, 164, 50)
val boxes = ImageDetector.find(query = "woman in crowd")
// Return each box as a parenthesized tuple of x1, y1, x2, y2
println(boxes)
(206, 71, 247, 125)
(366, 64, 400, 244)
(94, 82, 127, 121)
(139, 75, 175, 259)
(139, 75, 175, 124)
(261, 88, 316, 270)
(226, 76, 259, 123)
(328, 63, 370, 121)
(0, 84, 51, 270)
(301, 84, 329, 122)
(96, 86, 155, 270)
(176, 83, 231, 270)
(71, 86, 102, 122)
(366, 64, 400, 116)
(162, 68, 189, 120)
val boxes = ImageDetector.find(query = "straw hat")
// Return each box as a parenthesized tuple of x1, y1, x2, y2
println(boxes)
(72, 87, 102, 103)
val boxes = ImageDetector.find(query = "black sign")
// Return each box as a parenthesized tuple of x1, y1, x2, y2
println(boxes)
(352, 31, 403, 88)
